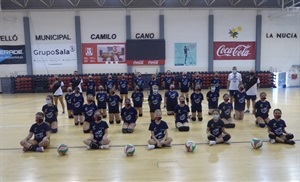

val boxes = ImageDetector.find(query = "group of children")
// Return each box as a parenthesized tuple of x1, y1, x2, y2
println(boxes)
(20, 70, 295, 152)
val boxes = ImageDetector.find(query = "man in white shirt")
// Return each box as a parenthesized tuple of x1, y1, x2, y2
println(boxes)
(244, 69, 260, 113)
(227, 66, 242, 103)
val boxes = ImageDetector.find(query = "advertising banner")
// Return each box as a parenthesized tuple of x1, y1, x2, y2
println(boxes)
(127, 60, 165, 65)
(174, 43, 197, 66)
(82, 43, 126, 64)
(32, 44, 77, 69)
(0, 45, 26, 64)
(214, 42, 256, 60)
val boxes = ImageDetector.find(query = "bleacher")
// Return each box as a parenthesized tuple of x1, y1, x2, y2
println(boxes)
(11, 71, 275, 93)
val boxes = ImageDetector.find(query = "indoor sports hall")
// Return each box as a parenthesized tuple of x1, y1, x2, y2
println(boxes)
(0, 0, 299, 181)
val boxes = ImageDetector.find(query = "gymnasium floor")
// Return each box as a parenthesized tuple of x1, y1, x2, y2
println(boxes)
(0, 88, 299, 182)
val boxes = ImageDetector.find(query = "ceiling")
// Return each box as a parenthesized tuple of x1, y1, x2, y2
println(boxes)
(0, 0, 299, 10)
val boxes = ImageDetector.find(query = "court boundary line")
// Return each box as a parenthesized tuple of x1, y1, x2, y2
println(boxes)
(1, 139, 299, 151)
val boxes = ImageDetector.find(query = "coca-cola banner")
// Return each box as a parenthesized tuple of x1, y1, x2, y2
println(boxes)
(214, 42, 256, 60)
(82, 43, 126, 64)
(127, 60, 165, 65)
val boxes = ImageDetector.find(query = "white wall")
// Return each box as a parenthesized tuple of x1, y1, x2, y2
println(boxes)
(131, 10, 160, 39)
(80, 10, 127, 74)
(261, 11, 300, 86)
(0, 11, 27, 77)
(29, 11, 77, 75)
(164, 9, 209, 72)
(213, 10, 257, 71)
(0, 9, 299, 83)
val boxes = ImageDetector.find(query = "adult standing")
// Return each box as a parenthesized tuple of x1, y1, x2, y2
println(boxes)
(50, 75, 65, 114)
(244, 70, 260, 113)
(227, 66, 242, 103)
(70, 71, 83, 94)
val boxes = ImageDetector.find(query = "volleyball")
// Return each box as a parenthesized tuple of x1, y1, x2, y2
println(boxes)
(124, 144, 135, 156)
(185, 141, 196, 152)
(57, 144, 69, 155)
(251, 138, 263, 149)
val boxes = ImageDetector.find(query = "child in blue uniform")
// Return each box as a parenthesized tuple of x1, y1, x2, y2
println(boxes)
(163, 70, 175, 93)
(105, 75, 115, 94)
(207, 110, 231, 145)
(192, 72, 202, 90)
(82, 94, 98, 133)
(179, 71, 190, 105)
(210, 72, 221, 93)
(107, 88, 121, 124)
(121, 98, 138, 133)
(233, 84, 247, 120)
(83, 112, 110, 150)
(86, 75, 96, 97)
(65, 87, 74, 119)
(96, 85, 107, 118)
(119, 74, 129, 108)
(267, 109, 295, 145)
(20, 112, 51, 152)
(164, 84, 179, 115)
(219, 94, 235, 128)
(148, 74, 160, 94)
(174, 96, 190, 131)
(148, 85, 162, 122)
(42, 95, 58, 133)
(131, 86, 144, 117)
(206, 86, 219, 115)
(254, 92, 271, 128)
(190, 84, 204, 121)
(135, 72, 145, 92)
(148, 109, 173, 150)
(72, 87, 84, 125)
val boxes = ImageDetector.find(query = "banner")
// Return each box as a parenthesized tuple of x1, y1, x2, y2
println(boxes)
(174, 43, 197, 66)
(0, 45, 26, 64)
(32, 44, 77, 69)
(127, 60, 165, 65)
(214, 42, 256, 60)
(82, 43, 126, 64)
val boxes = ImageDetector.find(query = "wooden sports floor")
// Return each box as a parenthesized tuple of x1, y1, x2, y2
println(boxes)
(0, 88, 299, 182)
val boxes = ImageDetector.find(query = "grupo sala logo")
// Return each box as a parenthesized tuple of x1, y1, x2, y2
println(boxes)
(229, 26, 242, 38)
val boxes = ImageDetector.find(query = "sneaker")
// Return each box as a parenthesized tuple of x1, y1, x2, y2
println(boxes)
(244, 110, 250, 113)
(209, 141, 216, 146)
(62, 111, 65, 114)
(224, 140, 231, 144)
(270, 139, 276, 144)
(86, 146, 91, 150)
(100, 145, 110, 149)
(285, 140, 295, 145)
(148, 144, 155, 150)
(22, 147, 28, 152)
(36, 147, 44, 152)
(198, 117, 203, 121)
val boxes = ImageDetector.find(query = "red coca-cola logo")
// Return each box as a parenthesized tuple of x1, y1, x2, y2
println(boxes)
(214, 42, 256, 60)
(127, 60, 165, 65)
(147, 60, 159, 64)
(217, 45, 251, 57)
(133, 60, 144, 64)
